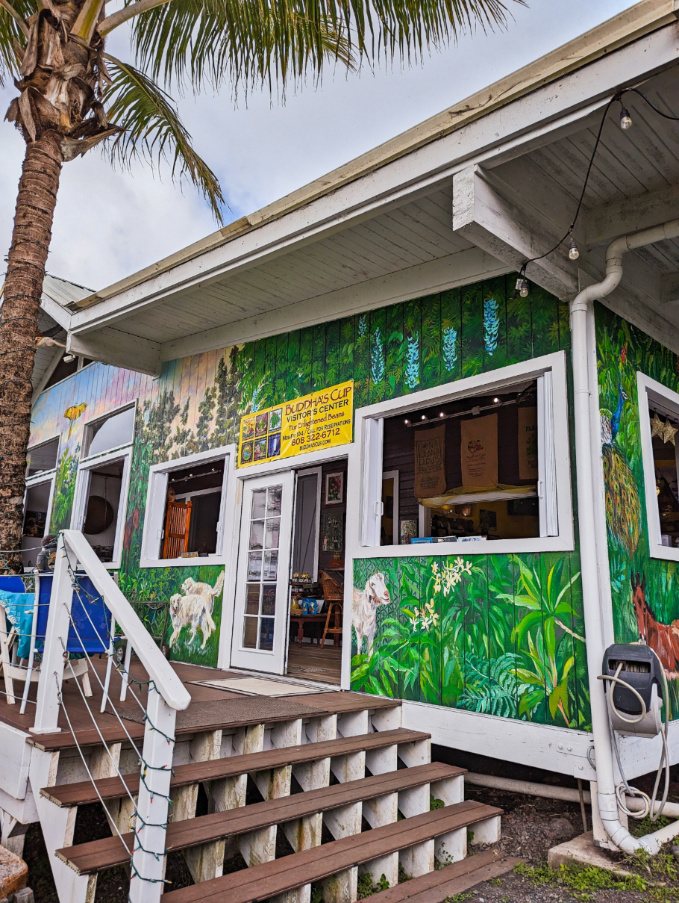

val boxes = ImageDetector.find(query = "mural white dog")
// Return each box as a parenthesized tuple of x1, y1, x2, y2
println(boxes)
(352, 573, 391, 656)
(168, 572, 225, 650)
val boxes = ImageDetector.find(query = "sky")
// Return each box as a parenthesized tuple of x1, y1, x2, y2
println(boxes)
(0, 0, 638, 292)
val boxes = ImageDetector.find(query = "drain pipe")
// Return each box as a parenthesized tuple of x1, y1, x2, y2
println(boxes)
(464, 772, 679, 818)
(570, 219, 679, 855)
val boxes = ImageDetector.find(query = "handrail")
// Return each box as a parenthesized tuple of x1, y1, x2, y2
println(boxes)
(60, 530, 191, 711)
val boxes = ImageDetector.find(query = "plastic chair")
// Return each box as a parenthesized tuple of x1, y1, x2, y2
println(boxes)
(0, 576, 34, 706)
(12, 573, 111, 713)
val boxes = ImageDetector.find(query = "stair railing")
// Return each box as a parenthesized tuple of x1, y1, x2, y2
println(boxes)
(32, 529, 191, 903)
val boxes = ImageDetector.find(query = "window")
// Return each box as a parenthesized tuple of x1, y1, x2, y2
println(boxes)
(291, 468, 322, 580)
(84, 405, 135, 457)
(43, 355, 94, 391)
(638, 373, 679, 562)
(26, 438, 59, 477)
(72, 405, 136, 567)
(357, 352, 572, 555)
(142, 448, 231, 566)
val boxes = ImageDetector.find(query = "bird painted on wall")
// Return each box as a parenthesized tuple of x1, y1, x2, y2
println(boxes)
(600, 347, 640, 555)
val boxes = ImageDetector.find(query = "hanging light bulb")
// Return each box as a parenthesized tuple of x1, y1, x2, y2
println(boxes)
(421, 414, 427, 421)
(568, 235, 580, 261)
(404, 418, 410, 426)
(620, 106, 633, 130)
(515, 276, 529, 298)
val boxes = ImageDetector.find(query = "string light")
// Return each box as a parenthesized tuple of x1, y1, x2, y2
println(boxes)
(516, 85, 678, 282)
(568, 235, 580, 261)
(515, 277, 529, 298)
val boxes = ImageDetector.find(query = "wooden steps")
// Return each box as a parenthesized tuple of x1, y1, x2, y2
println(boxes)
(160, 802, 503, 903)
(366, 850, 520, 902)
(42, 728, 430, 808)
(56, 762, 463, 874)
(27, 690, 400, 751)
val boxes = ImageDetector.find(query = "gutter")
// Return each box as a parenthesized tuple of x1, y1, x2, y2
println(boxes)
(570, 218, 679, 855)
(68, 0, 678, 315)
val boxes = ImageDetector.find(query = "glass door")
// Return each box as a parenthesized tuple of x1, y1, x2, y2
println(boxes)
(231, 471, 294, 673)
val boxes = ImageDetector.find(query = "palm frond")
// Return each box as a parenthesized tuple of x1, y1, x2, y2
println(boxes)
(129, 0, 512, 94)
(102, 53, 224, 221)
(0, 0, 34, 86)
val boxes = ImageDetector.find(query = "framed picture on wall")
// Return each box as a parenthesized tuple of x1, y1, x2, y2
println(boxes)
(325, 472, 344, 505)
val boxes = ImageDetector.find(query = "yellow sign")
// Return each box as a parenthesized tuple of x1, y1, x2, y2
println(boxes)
(239, 381, 354, 467)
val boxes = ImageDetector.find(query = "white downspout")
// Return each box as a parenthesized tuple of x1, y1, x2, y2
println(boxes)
(570, 219, 679, 855)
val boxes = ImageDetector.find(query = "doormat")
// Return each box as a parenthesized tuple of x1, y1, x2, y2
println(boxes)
(196, 677, 318, 696)
(118, 696, 323, 731)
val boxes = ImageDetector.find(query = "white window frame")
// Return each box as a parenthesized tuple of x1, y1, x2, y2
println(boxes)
(23, 469, 57, 567)
(638, 372, 679, 563)
(354, 351, 573, 557)
(291, 466, 323, 582)
(141, 445, 234, 568)
(26, 435, 60, 478)
(71, 445, 133, 570)
(82, 400, 136, 459)
(382, 470, 400, 546)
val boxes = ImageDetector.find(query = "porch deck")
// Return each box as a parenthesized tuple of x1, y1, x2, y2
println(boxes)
(1, 656, 354, 751)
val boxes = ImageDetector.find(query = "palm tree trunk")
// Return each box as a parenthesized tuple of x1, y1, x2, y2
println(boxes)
(0, 131, 63, 570)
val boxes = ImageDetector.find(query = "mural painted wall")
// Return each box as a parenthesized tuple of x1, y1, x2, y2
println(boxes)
(596, 304, 679, 715)
(29, 275, 586, 721)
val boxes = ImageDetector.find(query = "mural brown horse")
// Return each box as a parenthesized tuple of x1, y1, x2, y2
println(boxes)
(631, 573, 679, 677)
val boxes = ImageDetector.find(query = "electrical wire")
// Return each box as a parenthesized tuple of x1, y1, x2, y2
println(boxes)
(518, 84, 679, 287)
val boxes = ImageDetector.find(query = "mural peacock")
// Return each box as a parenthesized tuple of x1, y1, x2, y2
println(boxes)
(600, 346, 640, 555)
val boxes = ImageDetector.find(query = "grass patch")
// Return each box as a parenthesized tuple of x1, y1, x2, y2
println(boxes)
(357, 872, 390, 898)
(515, 861, 649, 901)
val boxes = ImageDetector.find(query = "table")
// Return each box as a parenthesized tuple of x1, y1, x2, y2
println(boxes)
(289, 614, 327, 645)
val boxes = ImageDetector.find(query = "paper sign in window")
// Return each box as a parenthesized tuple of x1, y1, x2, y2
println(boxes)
(414, 425, 446, 498)
(460, 413, 498, 488)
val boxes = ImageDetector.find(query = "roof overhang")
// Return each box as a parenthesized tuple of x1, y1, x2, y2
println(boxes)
(65, 0, 679, 374)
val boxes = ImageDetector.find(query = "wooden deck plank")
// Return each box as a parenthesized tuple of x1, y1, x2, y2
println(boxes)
(161, 802, 504, 903)
(56, 762, 461, 873)
(43, 728, 433, 807)
(366, 851, 520, 902)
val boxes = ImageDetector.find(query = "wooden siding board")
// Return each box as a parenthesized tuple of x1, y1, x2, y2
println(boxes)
(506, 290, 532, 366)
(440, 289, 461, 383)
(403, 299, 422, 395)
(312, 323, 327, 392)
(274, 333, 289, 405)
(483, 276, 508, 372)
(339, 317, 355, 387)
(354, 312, 371, 409)
(461, 282, 483, 378)
(531, 285, 560, 358)
(324, 320, 340, 390)
(298, 328, 314, 398)
(385, 303, 404, 400)
(286, 330, 301, 401)
(369, 307, 387, 405)
(421, 293, 441, 392)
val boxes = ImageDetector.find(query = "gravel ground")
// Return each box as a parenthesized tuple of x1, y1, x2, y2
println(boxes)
(21, 784, 679, 902)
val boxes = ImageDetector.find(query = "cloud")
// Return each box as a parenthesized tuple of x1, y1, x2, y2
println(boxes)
(0, 0, 636, 290)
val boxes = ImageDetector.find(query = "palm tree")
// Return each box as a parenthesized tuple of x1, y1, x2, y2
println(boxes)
(0, 0, 511, 564)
